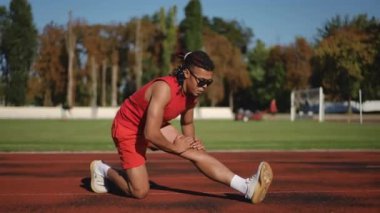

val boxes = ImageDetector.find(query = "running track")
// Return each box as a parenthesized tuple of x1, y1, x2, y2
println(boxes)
(0, 151, 379, 212)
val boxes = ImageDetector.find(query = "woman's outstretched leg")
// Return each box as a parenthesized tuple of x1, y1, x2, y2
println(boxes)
(161, 124, 273, 204)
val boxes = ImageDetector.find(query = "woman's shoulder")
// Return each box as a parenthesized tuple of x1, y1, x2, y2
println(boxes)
(154, 75, 177, 85)
(153, 76, 180, 92)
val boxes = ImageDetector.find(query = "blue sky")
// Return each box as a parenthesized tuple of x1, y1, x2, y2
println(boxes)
(1, 0, 379, 46)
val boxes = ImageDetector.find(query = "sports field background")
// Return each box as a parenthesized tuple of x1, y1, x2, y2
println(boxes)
(0, 119, 379, 152)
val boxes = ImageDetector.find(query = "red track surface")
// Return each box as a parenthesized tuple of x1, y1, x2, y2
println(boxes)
(1, 151, 379, 212)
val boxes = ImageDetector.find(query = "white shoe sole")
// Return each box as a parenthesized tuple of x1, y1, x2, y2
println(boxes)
(90, 160, 107, 193)
(251, 161, 273, 204)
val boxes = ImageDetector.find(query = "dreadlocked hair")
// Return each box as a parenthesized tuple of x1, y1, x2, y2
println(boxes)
(171, 50, 214, 86)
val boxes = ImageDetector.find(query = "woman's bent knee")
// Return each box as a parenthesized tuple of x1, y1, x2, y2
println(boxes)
(132, 188, 149, 199)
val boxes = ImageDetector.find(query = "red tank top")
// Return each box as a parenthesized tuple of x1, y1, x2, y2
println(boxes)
(115, 76, 197, 133)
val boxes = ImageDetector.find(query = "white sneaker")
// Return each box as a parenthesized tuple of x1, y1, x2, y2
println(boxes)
(90, 160, 108, 193)
(245, 161, 273, 204)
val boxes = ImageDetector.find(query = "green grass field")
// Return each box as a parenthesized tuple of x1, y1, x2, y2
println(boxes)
(0, 119, 379, 152)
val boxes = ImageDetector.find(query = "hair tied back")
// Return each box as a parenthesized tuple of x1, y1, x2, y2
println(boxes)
(184, 52, 192, 60)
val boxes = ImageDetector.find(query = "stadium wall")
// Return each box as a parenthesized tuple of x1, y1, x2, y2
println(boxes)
(0, 107, 235, 120)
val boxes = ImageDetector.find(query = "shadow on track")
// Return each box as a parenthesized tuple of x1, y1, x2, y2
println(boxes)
(80, 177, 247, 203)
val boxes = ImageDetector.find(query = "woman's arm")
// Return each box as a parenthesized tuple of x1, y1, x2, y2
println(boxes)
(181, 107, 205, 151)
(144, 81, 192, 154)
(180, 107, 195, 137)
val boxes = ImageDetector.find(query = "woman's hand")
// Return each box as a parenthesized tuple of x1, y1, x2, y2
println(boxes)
(173, 135, 194, 155)
(190, 138, 205, 151)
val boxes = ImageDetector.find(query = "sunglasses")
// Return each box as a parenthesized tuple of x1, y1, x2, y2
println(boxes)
(189, 70, 213, 87)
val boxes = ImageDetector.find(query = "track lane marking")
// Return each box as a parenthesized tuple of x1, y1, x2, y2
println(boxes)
(1, 189, 380, 197)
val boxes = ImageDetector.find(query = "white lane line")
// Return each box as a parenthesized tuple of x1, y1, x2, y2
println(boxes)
(1, 190, 380, 197)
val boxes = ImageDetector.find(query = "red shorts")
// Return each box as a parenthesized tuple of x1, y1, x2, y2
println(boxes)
(111, 119, 148, 170)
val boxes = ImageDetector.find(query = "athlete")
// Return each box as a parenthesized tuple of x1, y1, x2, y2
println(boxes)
(90, 50, 273, 204)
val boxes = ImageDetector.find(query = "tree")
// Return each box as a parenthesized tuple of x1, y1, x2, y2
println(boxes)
(318, 14, 376, 41)
(159, 6, 177, 75)
(30, 23, 67, 106)
(315, 14, 380, 100)
(358, 15, 380, 100)
(238, 40, 269, 111)
(180, 0, 203, 50)
(110, 48, 119, 106)
(204, 17, 253, 54)
(248, 40, 268, 85)
(203, 28, 251, 107)
(65, 11, 77, 107)
(264, 46, 286, 110)
(283, 37, 313, 90)
(105, 24, 124, 106)
(0, 6, 9, 105)
(81, 24, 102, 115)
(69, 20, 92, 107)
(2, 0, 37, 105)
(240, 42, 287, 112)
(123, 17, 160, 93)
(314, 27, 375, 114)
(94, 24, 115, 107)
(202, 28, 229, 106)
(134, 19, 143, 90)
(317, 15, 351, 40)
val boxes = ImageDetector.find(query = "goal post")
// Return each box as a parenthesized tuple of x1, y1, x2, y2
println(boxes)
(290, 87, 325, 122)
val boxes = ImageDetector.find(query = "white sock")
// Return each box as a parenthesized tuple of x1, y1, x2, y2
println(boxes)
(230, 175, 248, 194)
(99, 162, 111, 178)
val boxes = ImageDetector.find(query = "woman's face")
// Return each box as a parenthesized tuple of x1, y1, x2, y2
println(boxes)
(183, 66, 214, 97)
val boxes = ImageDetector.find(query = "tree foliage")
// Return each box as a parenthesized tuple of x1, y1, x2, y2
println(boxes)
(159, 6, 177, 74)
(359, 15, 380, 100)
(0, 6, 9, 104)
(125, 18, 161, 88)
(315, 14, 380, 101)
(204, 17, 253, 54)
(2, 0, 37, 105)
(238, 40, 269, 110)
(283, 37, 313, 90)
(2, 1, 380, 113)
(314, 27, 375, 101)
(180, 0, 203, 50)
(105, 24, 124, 106)
(65, 12, 77, 107)
(203, 28, 251, 107)
(264, 46, 286, 105)
(30, 23, 67, 106)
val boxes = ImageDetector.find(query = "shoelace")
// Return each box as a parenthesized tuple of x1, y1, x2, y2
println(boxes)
(247, 175, 257, 183)
(244, 175, 257, 198)
(94, 170, 105, 185)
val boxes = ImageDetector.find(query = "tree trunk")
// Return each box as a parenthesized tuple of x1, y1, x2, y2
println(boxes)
(67, 50, 74, 107)
(66, 11, 76, 107)
(134, 19, 143, 89)
(101, 59, 107, 106)
(229, 89, 234, 112)
(43, 88, 52, 106)
(91, 56, 98, 118)
(211, 98, 217, 107)
(111, 62, 118, 107)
